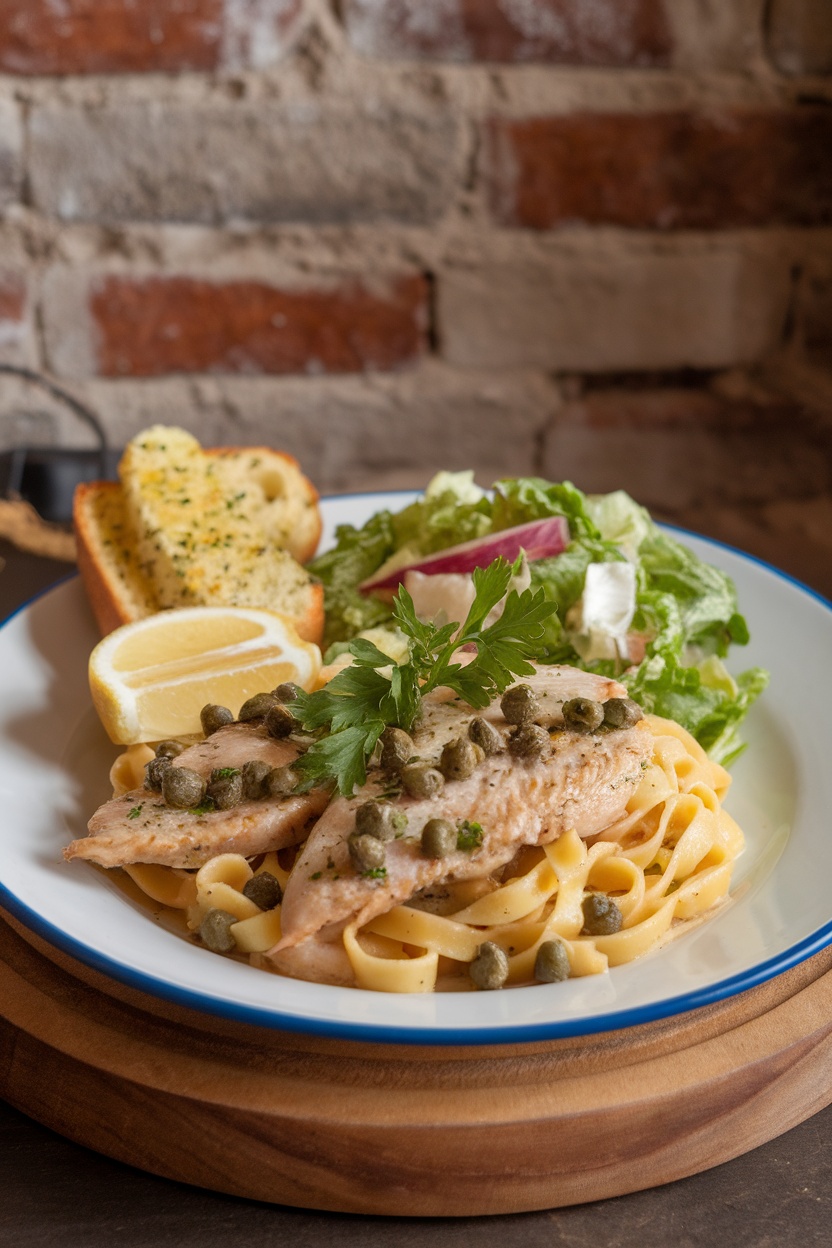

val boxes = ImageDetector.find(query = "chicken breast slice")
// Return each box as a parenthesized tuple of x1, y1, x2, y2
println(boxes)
(65, 722, 327, 869)
(273, 667, 652, 956)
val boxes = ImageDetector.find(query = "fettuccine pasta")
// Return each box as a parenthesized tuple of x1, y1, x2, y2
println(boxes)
(118, 714, 743, 992)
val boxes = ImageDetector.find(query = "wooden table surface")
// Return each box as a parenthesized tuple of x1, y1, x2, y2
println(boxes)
(3, 533, 832, 1247)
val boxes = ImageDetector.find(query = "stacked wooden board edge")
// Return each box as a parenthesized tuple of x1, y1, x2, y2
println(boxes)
(3, 906, 832, 1216)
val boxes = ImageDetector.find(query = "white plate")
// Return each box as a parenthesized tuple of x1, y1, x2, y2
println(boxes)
(0, 492, 830, 1045)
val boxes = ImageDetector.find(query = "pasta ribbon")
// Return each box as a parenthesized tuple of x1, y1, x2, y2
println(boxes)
(180, 853, 284, 948)
(231, 907, 282, 953)
(123, 862, 197, 910)
(450, 857, 558, 925)
(344, 924, 439, 993)
(110, 744, 155, 797)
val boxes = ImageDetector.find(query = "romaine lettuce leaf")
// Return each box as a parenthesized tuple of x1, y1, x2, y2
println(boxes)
(391, 474, 492, 554)
(638, 530, 748, 657)
(491, 477, 600, 540)
(308, 509, 398, 648)
(585, 489, 653, 559)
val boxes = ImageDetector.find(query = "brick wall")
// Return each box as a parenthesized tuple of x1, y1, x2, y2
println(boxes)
(1, 0, 831, 582)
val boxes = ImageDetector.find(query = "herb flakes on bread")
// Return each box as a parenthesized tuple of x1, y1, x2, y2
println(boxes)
(74, 426, 323, 644)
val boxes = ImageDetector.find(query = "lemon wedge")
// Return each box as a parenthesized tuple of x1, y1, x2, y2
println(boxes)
(89, 606, 321, 744)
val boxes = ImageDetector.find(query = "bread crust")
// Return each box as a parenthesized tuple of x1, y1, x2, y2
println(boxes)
(73, 481, 149, 636)
(296, 580, 325, 645)
(73, 444, 324, 643)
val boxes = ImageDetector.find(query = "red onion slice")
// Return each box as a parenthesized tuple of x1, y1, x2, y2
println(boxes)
(359, 516, 570, 594)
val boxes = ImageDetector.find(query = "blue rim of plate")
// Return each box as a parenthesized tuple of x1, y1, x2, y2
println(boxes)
(2, 504, 832, 1046)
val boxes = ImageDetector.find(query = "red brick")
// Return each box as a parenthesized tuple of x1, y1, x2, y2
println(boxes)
(89, 275, 429, 378)
(487, 109, 832, 230)
(0, 0, 302, 75)
(342, 0, 672, 67)
(0, 273, 33, 364)
(0, 273, 25, 325)
(30, 99, 461, 226)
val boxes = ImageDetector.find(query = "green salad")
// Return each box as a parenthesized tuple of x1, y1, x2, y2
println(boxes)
(309, 473, 768, 765)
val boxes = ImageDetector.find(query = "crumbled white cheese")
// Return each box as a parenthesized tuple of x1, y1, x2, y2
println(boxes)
(569, 561, 637, 663)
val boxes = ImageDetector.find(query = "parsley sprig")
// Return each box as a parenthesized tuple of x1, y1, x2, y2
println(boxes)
(292, 557, 557, 796)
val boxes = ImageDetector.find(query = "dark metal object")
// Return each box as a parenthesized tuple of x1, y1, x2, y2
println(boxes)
(0, 364, 117, 524)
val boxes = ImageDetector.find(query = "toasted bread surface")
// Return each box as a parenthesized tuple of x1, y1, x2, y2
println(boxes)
(73, 427, 323, 642)
(209, 445, 320, 564)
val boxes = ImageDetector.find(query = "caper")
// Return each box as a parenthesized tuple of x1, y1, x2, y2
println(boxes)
(420, 818, 457, 859)
(264, 765, 298, 798)
(200, 703, 234, 736)
(144, 755, 172, 792)
(468, 716, 503, 756)
(440, 737, 484, 782)
(207, 771, 243, 810)
(581, 893, 624, 936)
(348, 832, 386, 874)
(264, 703, 298, 739)
(162, 766, 207, 809)
(507, 723, 550, 761)
(469, 941, 509, 990)
(401, 764, 445, 800)
(240, 759, 272, 800)
(238, 692, 279, 722)
(500, 684, 539, 725)
(602, 697, 644, 730)
(534, 939, 571, 983)
(562, 697, 605, 734)
(155, 739, 185, 759)
(273, 682, 300, 703)
(242, 871, 283, 911)
(199, 908, 237, 954)
(355, 800, 403, 841)
(379, 726, 413, 774)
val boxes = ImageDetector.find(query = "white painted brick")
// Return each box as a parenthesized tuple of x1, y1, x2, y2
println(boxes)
(29, 98, 464, 226)
(437, 242, 793, 372)
(221, 0, 306, 71)
(0, 98, 22, 211)
(5, 376, 228, 452)
(57, 363, 557, 491)
(216, 365, 556, 489)
(39, 269, 97, 380)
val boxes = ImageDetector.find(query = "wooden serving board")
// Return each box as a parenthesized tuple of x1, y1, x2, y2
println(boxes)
(3, 907, 832, 1217)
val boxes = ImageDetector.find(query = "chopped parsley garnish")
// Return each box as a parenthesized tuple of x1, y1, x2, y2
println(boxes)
(212, 767, 240, 780)
(190, 799, 216, 815)
(456, 820, 484, 851)
(291, 557, 557, 796)
(127, 805, 143, 820)
(362, 866, 388, 880)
